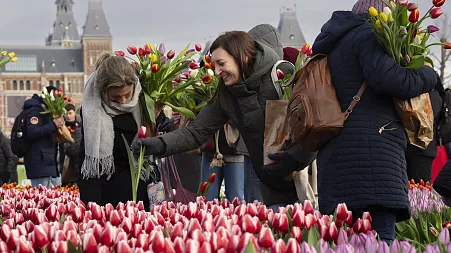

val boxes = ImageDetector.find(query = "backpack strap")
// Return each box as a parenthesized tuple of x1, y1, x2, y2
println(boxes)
(344, 82, 367, 115)
(271, 60, 295, 99)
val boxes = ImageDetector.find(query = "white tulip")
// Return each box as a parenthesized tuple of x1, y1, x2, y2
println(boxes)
(189, 69, 199, 79)
(43, 87, 48, 95)
(50, 91, 55, 101)
(414, 35, 422, 45)
(383, 7, 392, 18)
(207, 69, 214, 77)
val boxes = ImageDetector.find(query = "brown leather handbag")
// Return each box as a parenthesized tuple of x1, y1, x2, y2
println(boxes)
(287, 54, 367, 152)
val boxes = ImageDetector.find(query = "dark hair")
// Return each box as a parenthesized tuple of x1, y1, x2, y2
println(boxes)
(65, 103, 76, 112)
(44, 86, 58, 94)
(209, 31, 257, 106)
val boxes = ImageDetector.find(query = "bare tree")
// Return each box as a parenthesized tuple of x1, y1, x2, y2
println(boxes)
(432, 14, 451, 87)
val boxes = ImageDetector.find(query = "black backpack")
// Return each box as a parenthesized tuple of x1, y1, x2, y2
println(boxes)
(437, 88, 451, 145)
(10, 108, 31, 158)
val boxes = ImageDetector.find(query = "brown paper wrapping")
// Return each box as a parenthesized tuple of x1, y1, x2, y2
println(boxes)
(393, 93, 434, 149)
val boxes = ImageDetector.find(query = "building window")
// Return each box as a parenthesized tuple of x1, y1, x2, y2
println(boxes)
(12, 80, 17, 90)
(4, 56, 37, 72)
(19, 81, 24, 90)
(290, 34, 295, 40)
(56, 80, 60, 89)
(49, 80, 54, 87)
(95, 25, 99, 30)
(26, 80, 31, 90)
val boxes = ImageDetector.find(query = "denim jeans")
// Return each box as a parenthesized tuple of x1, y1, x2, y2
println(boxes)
(243, 156, 263, 203)
(201, 153, 245, 202)
(30, 177, 52, 187)
(52, 176, 61, 187)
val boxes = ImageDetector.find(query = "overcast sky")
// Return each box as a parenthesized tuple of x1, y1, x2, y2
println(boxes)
(0, 0, 450, 58)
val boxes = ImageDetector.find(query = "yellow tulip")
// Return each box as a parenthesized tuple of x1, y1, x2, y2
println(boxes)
(388, 13, 394, 22)
(11, 57, 18, 62)
(8, 52, 15, 58)
(380, 13, 388, 22)
(1, 51, 7, 56)
(151, 54, 157, 63)
(147, 43, 154, 53)
(376, 20, 383, 29)
(369, 7, 379, 17)
(419, 33, 425, 39)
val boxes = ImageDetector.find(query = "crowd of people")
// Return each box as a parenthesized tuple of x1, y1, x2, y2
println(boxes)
(1, 0, 450, 243)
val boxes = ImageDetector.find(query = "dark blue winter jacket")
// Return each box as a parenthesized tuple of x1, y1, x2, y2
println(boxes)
(312, 11, 437, 221)
(23, 95, 58, 179)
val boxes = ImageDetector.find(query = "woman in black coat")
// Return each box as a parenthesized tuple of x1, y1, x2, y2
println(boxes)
(312, 0, 437, 242)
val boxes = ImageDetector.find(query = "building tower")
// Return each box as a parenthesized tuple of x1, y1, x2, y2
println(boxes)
(46, 0, 81, 47)
(81, 1, 112, 78)
(278, 7, 307, 49)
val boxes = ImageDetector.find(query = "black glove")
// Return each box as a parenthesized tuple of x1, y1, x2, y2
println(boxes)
(132, 137, 166, 157)
(263, 150, 300, 178)
(156, 111, 173, 133)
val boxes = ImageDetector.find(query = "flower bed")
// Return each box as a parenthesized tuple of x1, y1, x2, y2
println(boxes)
(0, 183, 450, 253)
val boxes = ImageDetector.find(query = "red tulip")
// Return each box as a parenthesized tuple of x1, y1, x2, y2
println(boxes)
(189, 62, 200, 69)
(207, 173, 216, 184)
(152, 64, 160, 73)
(68, 97, 72, 102)
(205, 55, 212, 63)
(291, 226, 303, 243)
(63, 95, 68, 101)
(306, 48, 313, 57)
(172, 77, 181, 83)
(285, 238, 301, 253)
(17, 237, 34, 253)
(82, 233, 97, 253)
(271, 239, 287, 253)
(328, 223, 339, 242)
(301, 44, 310, 55)
(246, 203, 257, 217)
(444, 42, 451, 49)
(336, 203, 349, 221)
(200, 181, 208, 194)
(276, 69, 285, 80)
(137, 126, 147, 139)
(167, 50, 176, 59)
(138, 47, 145, 57)
(362, 212, 372, 223)
(144, 44, 151, 55)
(344, 211, 353, 226)
(430, 7, 443, 19)
(362, 219, 372, 233)
(304, 200, 314, 215)
(136, 234, 149, 251)
(114, 50, 125, 57)
(292, 210, 305, 228)
(407, 2, 418, 10)
(211, 62, 216, 70)
(241, 214, 257, 234)
(100, 223, 116, 247)
(195, 43, 202, 52)
(72, 207, 84, 223)
(98, 245, 111, 253)
(186, 239, 200, 253)
(117, 240, 132, 253)
(353, 218, 363, 233)
(109, 210, 121, 227)
(258, 226, 274, 248)
(433, 0, 446, 7)
(33, 225, 49, 248)
(278, 214, 289, 233)
(202, 75, 213, 84)
(409, 9, 420, 22)
(127, 45, 137, 55)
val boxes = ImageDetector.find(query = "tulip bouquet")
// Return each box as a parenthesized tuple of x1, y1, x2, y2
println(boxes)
(275, 44, 312, 100)
(0, 49, 18, 68)
(196, 173, 216, 197)
(396, 179, 451, 247)
(368, 0, 450, 69)
(40, 87, 74, 143)
(117, 43, 203, 136)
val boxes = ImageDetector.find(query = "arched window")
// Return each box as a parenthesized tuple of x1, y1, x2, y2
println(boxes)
(12, 80, 17, 90)
(49, 80, 54, 86)
(26, 80, 31, 90)
(19, 80, 24, 90)
(56, 80, 60, 89)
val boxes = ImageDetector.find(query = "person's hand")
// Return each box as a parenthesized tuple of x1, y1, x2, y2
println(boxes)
(172, 111, 181, 128)
(263, 151, 301, 178)
(131, 137, 166, 157)
(156, 111, 173, 133)
(53, 117, 65, 128)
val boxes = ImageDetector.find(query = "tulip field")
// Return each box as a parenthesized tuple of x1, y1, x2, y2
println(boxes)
(0, 181, 449, 253)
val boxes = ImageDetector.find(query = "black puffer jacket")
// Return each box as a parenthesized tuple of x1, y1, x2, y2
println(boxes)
(312, 11, 437, 221)
(0, 133, 15, 173)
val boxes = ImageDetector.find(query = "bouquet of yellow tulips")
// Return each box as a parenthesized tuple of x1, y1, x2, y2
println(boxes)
(0, 50, 18, 68)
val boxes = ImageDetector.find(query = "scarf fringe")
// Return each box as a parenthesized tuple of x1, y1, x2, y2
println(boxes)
(81, 155, 115, 179)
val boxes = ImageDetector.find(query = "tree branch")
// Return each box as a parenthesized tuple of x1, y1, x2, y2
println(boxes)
(446, 52, 451, 62)
(446, 73, 451, 80)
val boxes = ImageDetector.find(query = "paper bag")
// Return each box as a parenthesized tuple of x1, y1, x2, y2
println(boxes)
(393, 93, 434, 149)
(264, 100, 316, 203)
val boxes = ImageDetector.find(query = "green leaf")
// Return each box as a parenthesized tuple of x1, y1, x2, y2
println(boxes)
(307, 227, 320, 246)
(42, 248, 49, 253)
(67, 240, 79, 253)
(121, 134, 138, 202)
(425, 57, 434, 68)
(164, 102, 195, 119)
(143, 92, 156, 124)
(405, 55, 425, 69)
(243, 242, 257, 253)
(59, 213, 66, 226)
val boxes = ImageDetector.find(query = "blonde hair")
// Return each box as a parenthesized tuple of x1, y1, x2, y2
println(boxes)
(95, 52, 138, 92)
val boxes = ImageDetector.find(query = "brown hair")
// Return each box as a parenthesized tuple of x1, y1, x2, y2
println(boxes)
(209, 31, 257, 106)
(95, 52, 138, 93)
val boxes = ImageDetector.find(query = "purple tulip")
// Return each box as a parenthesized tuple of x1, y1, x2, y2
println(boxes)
(424, 244, 435, 253)
(160, 56, 167, 64)
(390, 240, 401, 253)
(412, 28, 418, 38)
(185, 49, 195, 56)
(158, 44, 165, 55)
(439, 227, 450, 245)
(338, 229, 348, 244)
(404, 55, 411, 64)
(320, 239, 329, 253)
(448, 243, 451, 253)
(364, 237, 377, 253)
(378, 241, 390, 253)
(427, 25, 440, 33)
